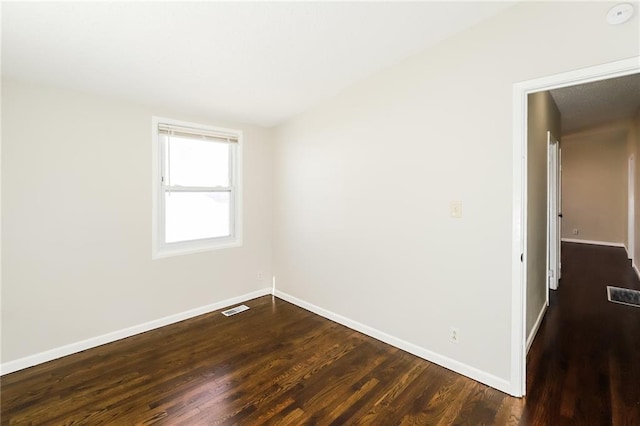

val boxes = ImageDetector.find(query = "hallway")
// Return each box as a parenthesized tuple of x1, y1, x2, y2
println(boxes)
(524, 243, 640, 424)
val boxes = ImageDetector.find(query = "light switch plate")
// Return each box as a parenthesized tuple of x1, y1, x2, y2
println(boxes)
(450, 201, 462, 218)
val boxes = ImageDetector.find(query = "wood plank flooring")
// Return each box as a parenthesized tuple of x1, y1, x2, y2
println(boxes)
(522, 243, 640, 425)
(1, 242, 638, 424)
(1, 299, 516, 424)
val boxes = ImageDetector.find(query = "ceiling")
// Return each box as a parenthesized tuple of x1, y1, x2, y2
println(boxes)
(550, 73, 640, 135)
(1, 2, 515, 127)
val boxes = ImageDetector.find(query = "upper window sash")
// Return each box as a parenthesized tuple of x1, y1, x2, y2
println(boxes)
(158, 123, 239, 144)
(159, 132, 234, 189)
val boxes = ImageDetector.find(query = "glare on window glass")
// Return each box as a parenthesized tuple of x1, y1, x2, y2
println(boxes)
(165, 136, 230, 187)
(165, 192, 230, 242)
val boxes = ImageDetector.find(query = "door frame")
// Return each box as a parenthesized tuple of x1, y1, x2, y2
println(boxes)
(629, 154, 635, 261)
(547, 132, 560, 291)
(510, 56, 640, 397)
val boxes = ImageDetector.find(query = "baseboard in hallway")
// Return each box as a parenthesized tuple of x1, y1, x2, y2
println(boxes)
(561, 238, 625, 248)
(526, 302, 547, 354)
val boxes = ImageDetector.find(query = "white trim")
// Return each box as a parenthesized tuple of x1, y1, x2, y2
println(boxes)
(628, 155, 635, 261)
(547, 133, 560, 291)
(151, 116, 243, 260)
(512, 56, 640, 398)
(0, 288, 272, 376)
(152, 236, 243, 260)
(546, 132, 551, 294)
(511, 74, 527, 398)
(526, 302, 547, 354)
(561, 238, 625, 248)
(274, 290, 513, 396)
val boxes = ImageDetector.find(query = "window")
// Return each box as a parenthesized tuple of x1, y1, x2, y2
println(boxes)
(152, 117, 242, 258)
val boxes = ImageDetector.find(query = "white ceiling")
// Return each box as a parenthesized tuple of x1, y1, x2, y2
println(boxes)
(550, 73, 640, 134)
(2, 1, 515, 127)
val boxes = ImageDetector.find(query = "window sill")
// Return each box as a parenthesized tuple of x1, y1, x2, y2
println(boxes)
(152, 238, 242, 259)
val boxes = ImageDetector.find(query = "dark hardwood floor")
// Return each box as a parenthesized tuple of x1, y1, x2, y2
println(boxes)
(1, 295, 517, 425)
(522, 243, 640, 425)
(1, 242, 638, 424)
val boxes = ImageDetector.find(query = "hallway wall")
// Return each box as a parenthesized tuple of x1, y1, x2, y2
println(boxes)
(526, 91, 560, 340)
(562, 122, 629, 245)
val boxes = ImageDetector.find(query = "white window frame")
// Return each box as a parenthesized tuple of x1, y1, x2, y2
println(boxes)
(152, 116, 243, 259)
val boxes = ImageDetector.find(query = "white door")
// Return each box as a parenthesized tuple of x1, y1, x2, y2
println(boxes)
(629, 155, 635, 261)
(547, 132, 561, 291)
(558, 146, 562, 279)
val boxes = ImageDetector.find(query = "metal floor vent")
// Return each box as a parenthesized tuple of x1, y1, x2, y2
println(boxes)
(607, 286, 640, 308)
(221, 304, 250, 317)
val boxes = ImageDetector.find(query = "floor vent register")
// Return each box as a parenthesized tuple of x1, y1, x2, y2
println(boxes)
(607, 286, 640, 308)
(222, 304, 250, 316)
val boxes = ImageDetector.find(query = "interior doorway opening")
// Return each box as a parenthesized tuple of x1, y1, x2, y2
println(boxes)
(511, 57, 640, 397)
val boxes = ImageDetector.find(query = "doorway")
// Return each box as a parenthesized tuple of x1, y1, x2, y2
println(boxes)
(511, 56, 640, 397)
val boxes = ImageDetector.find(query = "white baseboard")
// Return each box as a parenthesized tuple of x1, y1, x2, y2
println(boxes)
(274, 290, 514, 396)
(561, 238, 625, 248)
(526, 302, 547, 354)
(0, 288, 272, 376)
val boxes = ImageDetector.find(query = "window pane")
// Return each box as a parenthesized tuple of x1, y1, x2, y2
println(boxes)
(165, 135, 230, 187)
(165, 192, 230, 243)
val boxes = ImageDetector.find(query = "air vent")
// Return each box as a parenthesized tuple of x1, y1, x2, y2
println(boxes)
(221, 304, 250, 316)
(607, 286, 640, 307)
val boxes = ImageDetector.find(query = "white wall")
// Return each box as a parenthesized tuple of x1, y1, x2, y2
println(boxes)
(1, 79, 273, 363)
(273, 1, 639, 387)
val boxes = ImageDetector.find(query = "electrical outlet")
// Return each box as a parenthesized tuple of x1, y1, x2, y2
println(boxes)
(572, 228, 579, 235)
(450, 327, 460, 344)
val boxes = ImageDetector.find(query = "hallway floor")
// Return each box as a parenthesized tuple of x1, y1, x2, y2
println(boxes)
(523, 243, 640, 424)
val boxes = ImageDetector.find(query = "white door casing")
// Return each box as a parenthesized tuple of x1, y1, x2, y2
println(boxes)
(547, 133, 560, 291)
(511, 57, 640, 398)
(558, 146, 563, 279)
(629, 155, 635, 261)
